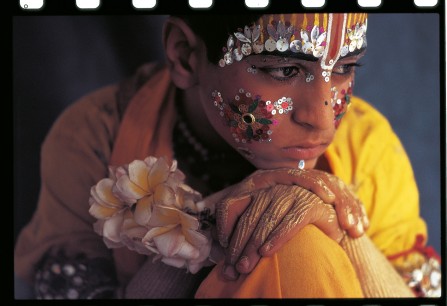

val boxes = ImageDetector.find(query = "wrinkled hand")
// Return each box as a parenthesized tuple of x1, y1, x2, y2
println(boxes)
(214, 168, 369, 280)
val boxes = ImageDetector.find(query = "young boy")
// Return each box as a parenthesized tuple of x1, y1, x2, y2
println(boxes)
(14, 13, 439, 298)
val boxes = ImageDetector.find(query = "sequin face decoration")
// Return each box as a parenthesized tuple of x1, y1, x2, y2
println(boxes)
(331, 83, 353, 128)
(218, 14, 367, 83)
(212, 89, 293, 144)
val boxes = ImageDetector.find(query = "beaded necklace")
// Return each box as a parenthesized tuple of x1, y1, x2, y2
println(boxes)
(173, 109, 256, 196)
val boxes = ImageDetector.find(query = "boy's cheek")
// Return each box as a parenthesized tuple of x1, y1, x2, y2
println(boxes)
(211, 88, 293, 144)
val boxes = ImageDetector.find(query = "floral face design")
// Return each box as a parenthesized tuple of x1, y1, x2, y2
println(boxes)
(212, 88, 293, 144)
(331, 82, 353, 128)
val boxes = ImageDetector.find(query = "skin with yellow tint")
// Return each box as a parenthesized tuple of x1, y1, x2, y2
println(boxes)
(188, 14, 366, 171)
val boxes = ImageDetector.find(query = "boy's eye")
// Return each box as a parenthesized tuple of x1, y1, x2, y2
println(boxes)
(332, 63, 362, 75)
(261, 66, 301, 81)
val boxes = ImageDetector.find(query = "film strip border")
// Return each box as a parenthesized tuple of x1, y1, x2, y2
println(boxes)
(13, 0, 443, 14)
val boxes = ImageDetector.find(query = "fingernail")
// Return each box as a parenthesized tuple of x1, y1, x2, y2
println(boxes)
(347, 213, 355, 225)
(356, 221, 364, 234)
(236, 256, 249, 271)
(363, 215, 369, 228)
(261, 241, 273, 254)
(223, 264, 238, 280)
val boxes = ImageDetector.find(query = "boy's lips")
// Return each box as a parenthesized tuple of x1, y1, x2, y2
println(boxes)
(281, 143, 328, 161)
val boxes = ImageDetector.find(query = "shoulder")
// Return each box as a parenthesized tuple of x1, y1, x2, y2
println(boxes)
(46, 62, 167, 146)
(333, 96, 401, 160)
(328, 96, 409, 183)
(340, 96, 394, 137)
(46, 83, 121, 145)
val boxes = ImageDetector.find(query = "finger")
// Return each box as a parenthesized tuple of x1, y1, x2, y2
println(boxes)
(216, 194, 252, 247)
(320, 173, 362, 232)
(345, 216, 365, 238)
(225, 190, 272, 265)
(312, 203, 345, 243)
(236, 185, 296, 274)
(360, 204, 370, 230)
(235, 245, 261, 275)
(221, 190, 272, 280)
(282, 169, 336, 203)
(259, 187, 318, 256)
(234, 169, 336, 203)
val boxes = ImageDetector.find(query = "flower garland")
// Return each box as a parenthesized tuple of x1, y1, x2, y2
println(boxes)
(88, 156, 215, 274)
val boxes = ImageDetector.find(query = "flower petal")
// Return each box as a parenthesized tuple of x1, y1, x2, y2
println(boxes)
(115, 175, 147, 203)
(102, 212, 125, 243)
(147, 226, 184, 257)
(89, 198, 119, 219)
(184, 228, 209, 247)
(92, 178, 123, 208)
(147, 157, 170, 190)
(175, 239, 200, 260)
(128, 159, 151, 191)
(147, 205, 180, 227)
(161, 257, 186, 269)
(153, 184, 176, 207)
(134, 195, 154, 225)
(179, 211, 201, 231)
(143, 156, 158, 168)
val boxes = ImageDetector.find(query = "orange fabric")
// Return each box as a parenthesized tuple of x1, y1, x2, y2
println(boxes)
(195, 225, 363, 298)
(110, 66, 176, 166)
(109, 67, 177, 285)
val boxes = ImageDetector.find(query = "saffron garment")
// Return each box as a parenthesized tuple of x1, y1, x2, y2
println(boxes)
(195, 92, 427, 297)
(14, 63, 427, 298)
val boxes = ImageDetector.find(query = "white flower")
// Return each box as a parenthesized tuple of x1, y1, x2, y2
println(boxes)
(88, 156, 213, 274)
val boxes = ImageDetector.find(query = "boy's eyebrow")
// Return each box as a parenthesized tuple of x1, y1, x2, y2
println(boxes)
(341, 47, 367, 58)
(261, 47, 367, 62)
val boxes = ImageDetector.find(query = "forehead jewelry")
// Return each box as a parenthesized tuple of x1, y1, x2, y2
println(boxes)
(218, 13, 367, 73)
(298, 160, 305, 169)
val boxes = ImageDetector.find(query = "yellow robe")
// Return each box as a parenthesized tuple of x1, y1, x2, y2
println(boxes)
(195, 94, 427, 298)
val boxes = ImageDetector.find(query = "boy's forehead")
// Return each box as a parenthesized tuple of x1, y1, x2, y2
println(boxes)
(218, 13, 368, 70)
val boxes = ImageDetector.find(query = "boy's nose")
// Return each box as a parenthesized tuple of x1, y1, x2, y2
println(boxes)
(290, 76, 335, 131)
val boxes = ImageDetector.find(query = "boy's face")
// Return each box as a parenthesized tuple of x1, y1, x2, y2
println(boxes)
(195, 13, 366, 170)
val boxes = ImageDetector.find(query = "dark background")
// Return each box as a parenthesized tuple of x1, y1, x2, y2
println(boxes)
(13, 14, 442, 256)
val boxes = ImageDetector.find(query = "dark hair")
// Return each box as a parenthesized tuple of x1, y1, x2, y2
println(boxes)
(173, 14, 263, 64)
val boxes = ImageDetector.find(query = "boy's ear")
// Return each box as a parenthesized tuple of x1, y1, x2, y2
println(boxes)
(162, 17, 203, 89)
